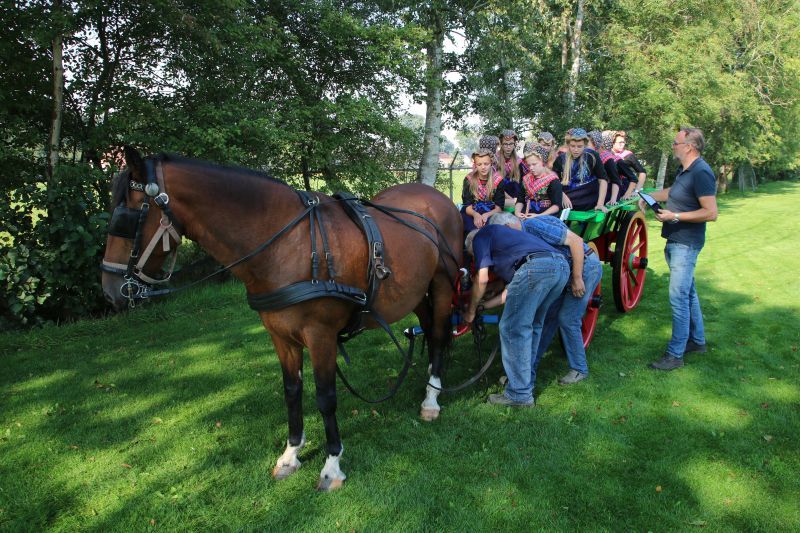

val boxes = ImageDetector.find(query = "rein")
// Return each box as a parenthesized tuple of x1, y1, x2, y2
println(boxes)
(103, 160, 466, 402)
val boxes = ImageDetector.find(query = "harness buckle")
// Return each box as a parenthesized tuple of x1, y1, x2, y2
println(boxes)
(375, 264, 391, 280)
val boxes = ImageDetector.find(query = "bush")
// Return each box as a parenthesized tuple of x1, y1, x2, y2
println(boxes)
(0, 164, 110, 330)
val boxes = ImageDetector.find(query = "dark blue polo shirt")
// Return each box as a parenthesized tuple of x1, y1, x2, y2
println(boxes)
(522, 216, 592, 258)
(472, 225, 558, 283)
(662, 157, 717, 246)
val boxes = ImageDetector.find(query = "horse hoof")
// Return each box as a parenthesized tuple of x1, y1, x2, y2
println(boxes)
(272, 463, 300, 480)
(420, 407, 440, 421)
(317, 476, 345, 492)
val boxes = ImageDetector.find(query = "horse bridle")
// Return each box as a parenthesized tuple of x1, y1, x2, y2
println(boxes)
(101, 157, 182, 307)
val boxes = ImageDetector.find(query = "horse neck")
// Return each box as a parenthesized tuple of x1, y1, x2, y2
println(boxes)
(162, 162, 302, 269)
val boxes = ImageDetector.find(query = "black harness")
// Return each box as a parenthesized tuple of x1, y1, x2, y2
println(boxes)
(103, 157, 463, 402)
(246, 190, 395, 343)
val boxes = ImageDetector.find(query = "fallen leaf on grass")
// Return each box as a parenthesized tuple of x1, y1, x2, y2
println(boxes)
(351, 410, 358, 416)
(618, 372, 626, 377)
(215, 421, 222, 428)
(763, 435, 773, 442)
(612, 416, 627, 425)
(149, 519, 156, 526)
(121, 463, 132, 469)
(761, 403, 769, 409)
(656, 485, 662, 493)
(687, 519, 707, 527)
(672, 401, 681, 407)
(68, 444, 79, 450)
(371, 409, 379, 417)
(152, 418, 163, 425)
(738, 410, 749, 417)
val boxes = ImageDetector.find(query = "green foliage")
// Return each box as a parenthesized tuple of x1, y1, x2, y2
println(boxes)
(594, 0, 800, 174)
(3, 0, 800, 327)
(0, 165, 108, 330)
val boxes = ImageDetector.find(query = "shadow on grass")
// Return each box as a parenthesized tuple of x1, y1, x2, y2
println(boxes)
(1, 260, 799, 530)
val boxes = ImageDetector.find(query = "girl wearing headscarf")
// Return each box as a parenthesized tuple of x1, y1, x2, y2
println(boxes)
(537, 131, 558, 168)
(498, 129, 524, 212)
(588, 130, 622, 204)
(601, 130, 639, 199)
(552, 128, 609, 212)
(516, 143, 562, 218)
(611, 131, 647, 198)
(478, 135, 500, 170)
(461, 148, 505, 232)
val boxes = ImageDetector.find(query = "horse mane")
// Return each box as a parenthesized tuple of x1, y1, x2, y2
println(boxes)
(158, 153, 287, 186)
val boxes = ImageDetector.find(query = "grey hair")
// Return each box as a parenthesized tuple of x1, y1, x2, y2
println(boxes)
(489, 212, 519, 226)
(464, 229, 479, 255)
(680, 127, 705, 152)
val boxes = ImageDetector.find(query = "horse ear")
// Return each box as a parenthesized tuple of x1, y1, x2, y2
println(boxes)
(123, 146, 145, 182)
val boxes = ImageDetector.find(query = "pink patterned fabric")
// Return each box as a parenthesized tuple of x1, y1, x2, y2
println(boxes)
(522, 171, 558, 208)
(473, 173, 504, 201)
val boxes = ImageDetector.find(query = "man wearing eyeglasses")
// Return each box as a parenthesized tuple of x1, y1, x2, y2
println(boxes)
(639, 128, 718, 371)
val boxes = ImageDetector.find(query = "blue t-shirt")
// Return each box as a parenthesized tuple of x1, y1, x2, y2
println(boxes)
(522, 216, 591, 258)
(472, 224, 558, 283)
(662, 157, 717, 246)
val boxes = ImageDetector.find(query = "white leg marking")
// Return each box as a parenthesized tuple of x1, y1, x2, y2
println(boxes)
(420, 376, 442, 421)
(317, 446, 346, 491)
(272, 433, 306, 480)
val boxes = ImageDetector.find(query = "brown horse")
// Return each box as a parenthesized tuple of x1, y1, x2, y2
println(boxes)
(101, 148, 462, 490)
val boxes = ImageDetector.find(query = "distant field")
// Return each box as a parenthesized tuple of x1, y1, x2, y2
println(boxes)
(1, 180, 798, 531)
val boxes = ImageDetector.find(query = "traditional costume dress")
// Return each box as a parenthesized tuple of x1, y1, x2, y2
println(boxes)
(552, 148, 608, 211)
(517, 170, 562, 215)
(499, 155, 524, 206)
(598, 132, 637, 194)
(613, 142, 646, 193)
(589, 131, 623, 203)
(461, 172, 505, 233)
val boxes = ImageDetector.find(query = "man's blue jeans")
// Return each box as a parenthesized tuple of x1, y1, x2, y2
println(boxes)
(535, 254, 603, 374)
(665, 241, 706, 357)
(499, 253, 570, 403)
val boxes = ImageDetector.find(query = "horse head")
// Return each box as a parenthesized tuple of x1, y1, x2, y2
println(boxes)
(101, 146, 183, 311)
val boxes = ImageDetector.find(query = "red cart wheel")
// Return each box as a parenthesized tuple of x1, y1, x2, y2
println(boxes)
(581, 244, 602, 347)
(612, 211, 648, 312)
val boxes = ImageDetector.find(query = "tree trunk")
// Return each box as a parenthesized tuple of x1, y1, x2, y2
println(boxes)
(656, 149, 668, 189)
(560, 11, 570, 69)
(417, 13, 444, 187)
(717, 164, 729, 194)
(47, 2, 64, 195)
(498, 54, 513, 129)
(566, 0, 585, 115)
(301, 152, 312, 191)
(737, 164, 745, 192)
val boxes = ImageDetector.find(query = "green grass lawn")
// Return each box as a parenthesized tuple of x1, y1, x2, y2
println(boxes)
(2, 181, 799, 531)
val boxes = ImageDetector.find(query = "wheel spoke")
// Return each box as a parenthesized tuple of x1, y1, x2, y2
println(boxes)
(630, 223, 642, 241)
(630, 241, 644, 255)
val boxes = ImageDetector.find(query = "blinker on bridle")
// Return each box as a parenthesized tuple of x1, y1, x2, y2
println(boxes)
(101, 156, 183, 307)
